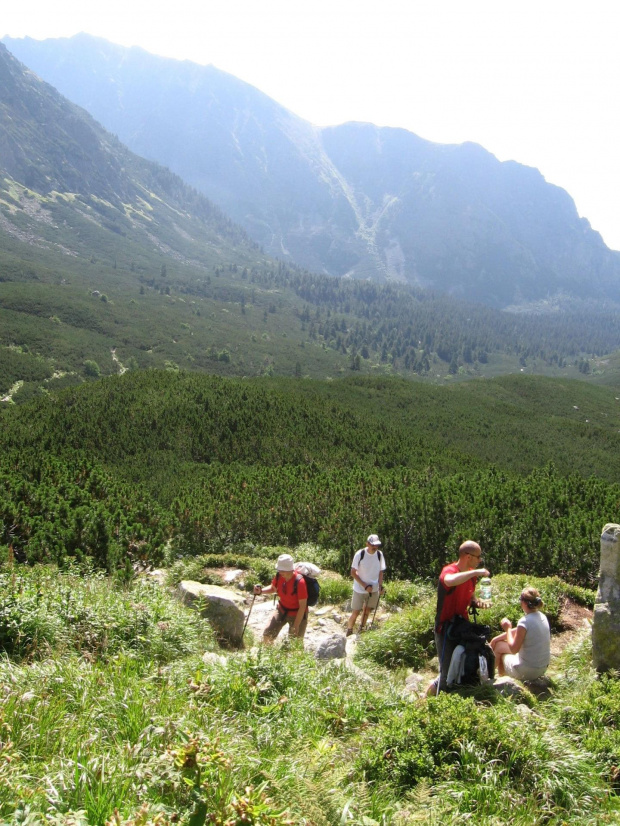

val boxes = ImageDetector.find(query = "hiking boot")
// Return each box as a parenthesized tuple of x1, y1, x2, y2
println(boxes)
(345, 628, 353, 637)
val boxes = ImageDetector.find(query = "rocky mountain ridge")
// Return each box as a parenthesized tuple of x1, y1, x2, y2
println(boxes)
(4, 32, 620, 309)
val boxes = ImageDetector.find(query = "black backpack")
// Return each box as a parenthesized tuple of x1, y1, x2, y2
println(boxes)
(446, 615, 495, 685)
(297, 573, 320, 607)
(359, 548, 383, 565)
(276, 571, 320, 607)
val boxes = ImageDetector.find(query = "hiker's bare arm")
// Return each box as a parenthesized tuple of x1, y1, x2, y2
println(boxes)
(254, 584, 276, 595)
(351, 568, 373, 592)
(292, 599, 307, 634)
(443, 567, 489, 588)
(504, 624, 526, 654)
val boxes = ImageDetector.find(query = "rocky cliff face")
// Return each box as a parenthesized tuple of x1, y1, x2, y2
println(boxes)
(5, 33, 620, 309)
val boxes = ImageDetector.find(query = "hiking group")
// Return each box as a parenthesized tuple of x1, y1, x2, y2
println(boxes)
(427, 540, 551, 695)
(252, 532, 386, 644)
(252, 535, 551, 691)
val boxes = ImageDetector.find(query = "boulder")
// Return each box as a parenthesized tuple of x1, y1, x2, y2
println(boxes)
(223, 569, 244, 584)
(592, 523, 620, 672)
(523, 675, 555, 698)
(177, 580, 247, 647)
(492, 676, 531, 701)
(147, 569, 167, 586)
(307, 631, 347, 660)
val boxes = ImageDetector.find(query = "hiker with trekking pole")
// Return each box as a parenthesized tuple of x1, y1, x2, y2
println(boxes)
(253, 554, 309, 644)
(426, 540, 491, 696)
(346, 534, 386, 637)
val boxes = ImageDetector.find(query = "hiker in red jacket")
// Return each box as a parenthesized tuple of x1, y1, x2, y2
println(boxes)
(426, 540, 490, 696)
(254, 554, 308, 642)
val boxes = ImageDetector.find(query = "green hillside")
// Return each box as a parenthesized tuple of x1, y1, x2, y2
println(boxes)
(4, 370, 620, 479)
(4, 219, 620, 400)
(1, 370, 618, 585)
(2, 36, 620, 588)
(0, 564, 617, 825)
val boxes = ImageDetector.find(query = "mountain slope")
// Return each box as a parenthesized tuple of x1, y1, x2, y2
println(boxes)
(5, 33, 620, 309)
(4, 40, 620, 401)
(0, 41, 334, 393)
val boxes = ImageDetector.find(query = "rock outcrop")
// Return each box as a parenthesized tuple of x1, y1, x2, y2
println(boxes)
(592, 523, 620, 672)
(306, 631, 347, 661)
(177, 580, 247, 647)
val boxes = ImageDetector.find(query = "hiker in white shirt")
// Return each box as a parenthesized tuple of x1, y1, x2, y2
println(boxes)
(346, 534, 386, 636)
(490, 586, 551, 681)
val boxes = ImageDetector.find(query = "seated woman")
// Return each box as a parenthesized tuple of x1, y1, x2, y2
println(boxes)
(490, 587, 551, 681)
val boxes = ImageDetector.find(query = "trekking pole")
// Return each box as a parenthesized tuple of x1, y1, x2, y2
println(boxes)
(242, 593, 256, 637)
(370, 589, 381, 629)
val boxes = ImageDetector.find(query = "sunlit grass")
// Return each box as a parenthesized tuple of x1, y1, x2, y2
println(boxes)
(0, 565, 616, 824)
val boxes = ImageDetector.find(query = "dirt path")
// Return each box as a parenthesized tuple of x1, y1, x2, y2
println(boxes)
(550, 598, 593, 658)
(243, 594, 369, 662)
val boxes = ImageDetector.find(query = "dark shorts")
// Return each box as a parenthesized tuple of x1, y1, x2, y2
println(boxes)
(434, 628, 459, 691)
(263, 608, 308, 642)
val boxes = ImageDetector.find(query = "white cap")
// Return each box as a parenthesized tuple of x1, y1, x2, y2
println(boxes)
(367, 534, 381, 546)
(275, 553, 295, 571)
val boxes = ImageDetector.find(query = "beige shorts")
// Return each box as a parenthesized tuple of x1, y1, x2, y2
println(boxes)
(503, 654, 547, 681)
(351, 590, 380, 611)
(263, 608, 308, 641)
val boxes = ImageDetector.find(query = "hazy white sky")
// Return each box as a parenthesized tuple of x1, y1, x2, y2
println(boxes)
(3, 0, 620, 249)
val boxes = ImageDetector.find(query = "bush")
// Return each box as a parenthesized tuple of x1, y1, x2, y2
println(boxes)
(316, 574, 351, 606)
(0, 569, 62, 656)
(555, 671, 620, 771)
(472, 574, 593, 633)
(359, 692, 611, 821)
(0, 566, 212, 662)
(356, 600, 436, 669)
(83, 359, 101, 377)
(382, 578, 435, 607)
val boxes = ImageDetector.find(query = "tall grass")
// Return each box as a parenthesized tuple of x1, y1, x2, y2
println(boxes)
(0, 565, 617, 825)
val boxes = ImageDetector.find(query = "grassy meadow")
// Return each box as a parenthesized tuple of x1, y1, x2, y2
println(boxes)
(0, 562, 617, 825)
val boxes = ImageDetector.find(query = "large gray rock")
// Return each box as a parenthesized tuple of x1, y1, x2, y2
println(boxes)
(177, 580, 247, 647)
(522, 675, 555, 699)
(307, 632, 347, 660)
(592, 524, 620, 672)
(492, 677, 531, 701)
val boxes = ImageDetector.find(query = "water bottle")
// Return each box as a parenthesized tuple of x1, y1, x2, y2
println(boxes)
(479, 577, 492, 603)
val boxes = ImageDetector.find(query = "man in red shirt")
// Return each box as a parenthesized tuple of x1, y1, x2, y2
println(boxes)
(254, 554, 308, 643)
(427, 540, 490, 696)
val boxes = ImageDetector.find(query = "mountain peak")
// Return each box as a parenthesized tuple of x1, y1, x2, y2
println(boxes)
(4, 34, 620, 309)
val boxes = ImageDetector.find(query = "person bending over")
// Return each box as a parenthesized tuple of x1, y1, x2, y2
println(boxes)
(254, 554, 308, 643)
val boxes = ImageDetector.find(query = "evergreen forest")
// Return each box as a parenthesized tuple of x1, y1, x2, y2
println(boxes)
(2, 369, 619, 584)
